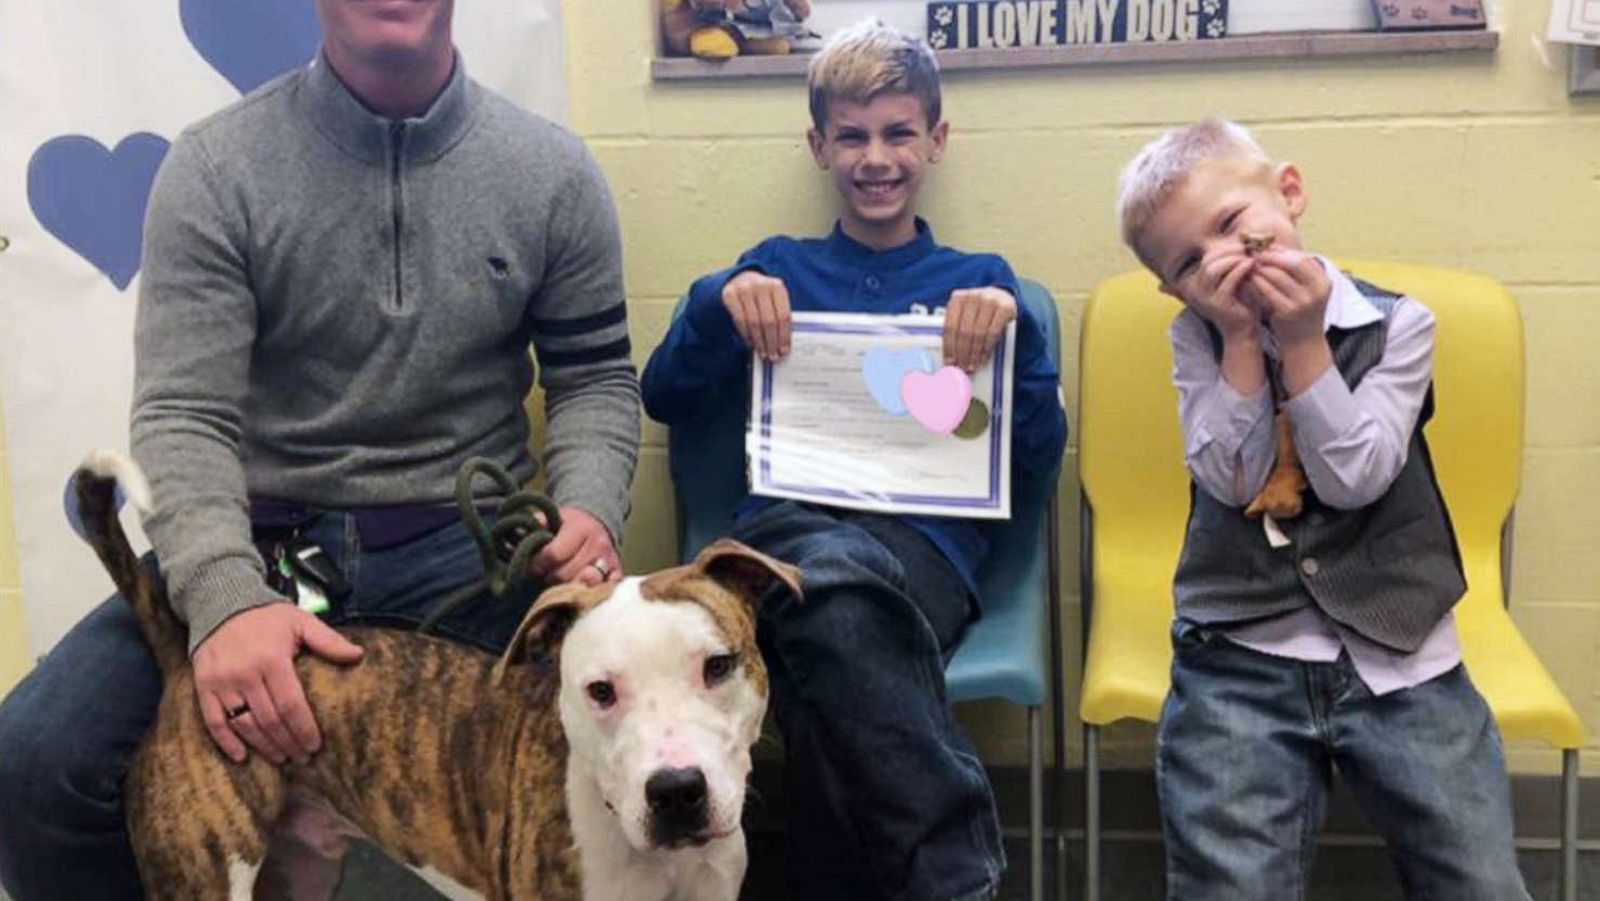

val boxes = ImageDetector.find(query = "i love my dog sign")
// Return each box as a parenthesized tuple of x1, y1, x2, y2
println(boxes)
(926, 0, 1229, 49)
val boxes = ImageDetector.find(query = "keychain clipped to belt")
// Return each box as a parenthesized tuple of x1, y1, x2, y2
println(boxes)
(417, 457, 563, 635)
(263, 534, 351, 616)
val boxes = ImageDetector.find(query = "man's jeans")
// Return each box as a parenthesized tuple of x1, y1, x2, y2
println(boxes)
(1157, 620, 1532, 901)
(0, 511, 532, 900)
(729, 501, 1005, 901)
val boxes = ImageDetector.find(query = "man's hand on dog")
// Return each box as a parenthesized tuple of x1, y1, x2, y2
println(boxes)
(722, 270, 791, 362)
(943, 286, 1017, 373)
(531, 505, 623, 586)
(193, 604, 364, 765)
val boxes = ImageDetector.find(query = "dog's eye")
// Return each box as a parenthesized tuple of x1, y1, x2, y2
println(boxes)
(703, 653, 738, 686)
(586, 680, 616, 708)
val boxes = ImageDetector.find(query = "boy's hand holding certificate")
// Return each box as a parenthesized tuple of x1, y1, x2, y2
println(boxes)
(748, 311, 1015, 519)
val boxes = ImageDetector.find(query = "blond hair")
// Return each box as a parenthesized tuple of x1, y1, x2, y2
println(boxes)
(807, 19, 941, 132)
(1116, 118, 1272, 256)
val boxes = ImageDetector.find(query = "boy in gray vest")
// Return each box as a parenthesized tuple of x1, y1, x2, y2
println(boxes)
(1115, 118, 1530, 900)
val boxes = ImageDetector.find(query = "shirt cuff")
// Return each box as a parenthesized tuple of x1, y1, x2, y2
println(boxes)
(177, 560, 276, 655)
(1192, 379, 1271, 457)
(1284, 366, 1361, 451)
(686, 262, 769, 338)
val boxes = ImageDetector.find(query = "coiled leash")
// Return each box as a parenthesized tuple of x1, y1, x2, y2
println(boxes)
(417, 457, 563, 635)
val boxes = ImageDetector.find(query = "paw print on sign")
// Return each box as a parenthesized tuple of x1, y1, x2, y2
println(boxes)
(1382, 3, 1400, 15)
(1201, 0, 1220, 15)
(929, 29, 949, 48)
(933, 4, 954, 26)
(1411, 5, 1429, 19)
(1206, 19, 1226, 37)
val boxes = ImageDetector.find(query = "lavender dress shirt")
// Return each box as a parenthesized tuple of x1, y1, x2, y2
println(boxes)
(1168, 258, 1460, 696)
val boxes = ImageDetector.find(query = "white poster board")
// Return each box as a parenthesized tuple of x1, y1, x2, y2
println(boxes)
(0, 0, 569, 656)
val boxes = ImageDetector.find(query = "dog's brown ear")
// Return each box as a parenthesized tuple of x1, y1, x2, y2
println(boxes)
(692, 539, 802, 606)
(492, 583, 596, 685)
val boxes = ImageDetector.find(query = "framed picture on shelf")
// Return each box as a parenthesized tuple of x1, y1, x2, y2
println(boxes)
(1370, 0, 1487, 31)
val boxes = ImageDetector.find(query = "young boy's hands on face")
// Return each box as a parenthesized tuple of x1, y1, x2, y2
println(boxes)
(722, 270, 793, 362)
(943, 286, 1017, 372)
(1179, 249, 1262, 339)
(1245, 248, 1331, 345)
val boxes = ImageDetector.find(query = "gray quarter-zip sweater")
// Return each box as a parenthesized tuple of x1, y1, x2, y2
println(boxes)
(132, 56, 640, 651)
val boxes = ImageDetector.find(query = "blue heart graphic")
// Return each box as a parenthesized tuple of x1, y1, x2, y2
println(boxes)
(861, 347, 934, 417)
(27, 133, 170, 291)
(181, 0, 321, 95)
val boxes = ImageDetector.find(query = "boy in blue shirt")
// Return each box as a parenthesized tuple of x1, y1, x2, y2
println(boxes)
(1116, 118, 1529, 900)
(642, 20, 1066, 901)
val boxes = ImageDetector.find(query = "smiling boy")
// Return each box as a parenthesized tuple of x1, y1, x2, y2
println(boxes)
(642, 20, 1066, 901)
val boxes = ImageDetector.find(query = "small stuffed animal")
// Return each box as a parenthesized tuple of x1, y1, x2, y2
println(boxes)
(1238, 230, 1307, 521)
(1241, 232, 1275, 256)
(1245, 411, 1307, 520)
(662, 0, 816, 59)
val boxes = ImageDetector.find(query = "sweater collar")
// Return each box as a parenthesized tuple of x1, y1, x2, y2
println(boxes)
(300, 49, 478, 164)
(824, 218, 938, 270)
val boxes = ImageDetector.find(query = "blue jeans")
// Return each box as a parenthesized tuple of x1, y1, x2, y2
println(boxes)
(1157, 620, 1532, 901)
(729, 501, 1004, 901)
(0, 511, 533, 901)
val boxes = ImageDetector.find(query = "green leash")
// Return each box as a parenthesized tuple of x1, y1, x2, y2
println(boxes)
(418, 457, 563, 635)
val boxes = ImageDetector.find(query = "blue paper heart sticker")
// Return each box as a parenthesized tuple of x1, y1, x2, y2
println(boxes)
(27, 133, 170, 291)
(862, 347, 935, 416)
(181, 0, 321, 95)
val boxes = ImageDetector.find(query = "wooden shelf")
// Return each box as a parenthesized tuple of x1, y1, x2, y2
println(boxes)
(651, 29, 1498, 80)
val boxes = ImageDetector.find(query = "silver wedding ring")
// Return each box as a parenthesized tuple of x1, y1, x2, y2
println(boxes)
(225, 703, 251, 721)
(592, 557, 611, 578)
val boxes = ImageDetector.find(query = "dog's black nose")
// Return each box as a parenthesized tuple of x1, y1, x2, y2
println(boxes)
(646, 767, 708, 818)
(646, 767, 709, 843)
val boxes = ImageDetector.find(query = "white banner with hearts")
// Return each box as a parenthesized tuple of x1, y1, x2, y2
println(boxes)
(0, 0, 569, 658)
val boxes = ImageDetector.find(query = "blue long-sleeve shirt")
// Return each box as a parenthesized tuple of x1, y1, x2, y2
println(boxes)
(642, 220, 1067, 591)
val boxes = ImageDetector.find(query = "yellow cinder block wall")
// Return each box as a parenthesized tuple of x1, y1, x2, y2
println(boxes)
(1, 2, 1595, 778)
(565, 0, 1600, 774)
(0, 413, 28, 693)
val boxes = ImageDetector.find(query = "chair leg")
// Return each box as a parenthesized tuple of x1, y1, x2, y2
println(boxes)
(1561, 749, 1579, 901)
(1085, 722, 1100, 901)
(1029, 706, 1043, 901)
(1055, 825, 1069, 901)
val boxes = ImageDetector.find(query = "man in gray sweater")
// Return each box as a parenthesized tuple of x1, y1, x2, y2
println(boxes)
(0, 1, 639, 897)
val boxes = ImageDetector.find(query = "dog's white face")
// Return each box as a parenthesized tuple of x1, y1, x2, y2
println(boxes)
(497, 541, 799, 856)
(557, 579, 768, 851)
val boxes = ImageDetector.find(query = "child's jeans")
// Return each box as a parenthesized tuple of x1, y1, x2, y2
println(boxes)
(729, 500, 1005, 901)
(1157, 619, 1532, 901)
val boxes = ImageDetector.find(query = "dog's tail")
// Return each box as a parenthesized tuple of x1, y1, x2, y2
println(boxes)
(75, 450, 186, 677)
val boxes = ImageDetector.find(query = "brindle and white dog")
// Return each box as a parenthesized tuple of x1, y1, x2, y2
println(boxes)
(73, 451, 799, 901)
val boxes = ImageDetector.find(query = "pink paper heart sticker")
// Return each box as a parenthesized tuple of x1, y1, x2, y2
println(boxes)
(901, 366, 973, 435)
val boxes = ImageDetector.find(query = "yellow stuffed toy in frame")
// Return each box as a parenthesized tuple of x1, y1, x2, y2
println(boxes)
(661, 0, 816, 59)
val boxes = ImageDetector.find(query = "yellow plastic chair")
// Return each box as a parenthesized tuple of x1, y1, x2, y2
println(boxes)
(1077, 261, 1585, 901)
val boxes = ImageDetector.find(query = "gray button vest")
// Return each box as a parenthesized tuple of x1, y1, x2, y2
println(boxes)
(1173, 280, 1466, 653)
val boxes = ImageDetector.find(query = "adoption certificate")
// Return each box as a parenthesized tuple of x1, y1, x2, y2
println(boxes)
(748, 311, 1014, 519)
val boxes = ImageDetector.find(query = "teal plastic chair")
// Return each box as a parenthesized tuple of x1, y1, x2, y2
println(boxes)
(667, 281, 1064, 901)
